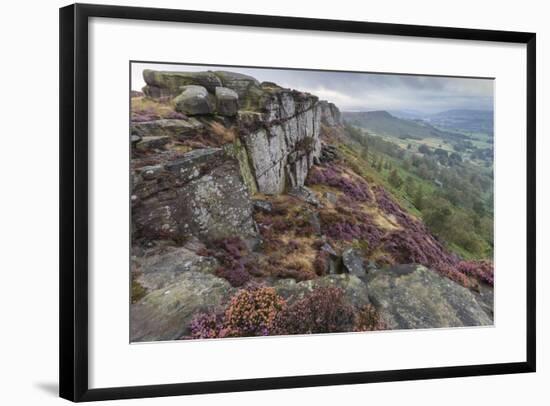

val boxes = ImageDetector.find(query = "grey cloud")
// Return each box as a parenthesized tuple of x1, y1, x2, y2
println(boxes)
(131, 62, 493, 113)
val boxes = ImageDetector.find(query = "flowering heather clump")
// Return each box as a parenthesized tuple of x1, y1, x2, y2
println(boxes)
(223, 287, 286, 337)
(272, 287, 355, 335)
(320, 210, 383, 247)
(165, 110, 187, 119)
(354, 304, 387, 332)
(215, 265, 251, 288)
(373, 186, 416, 228)
(381, 230, 458, 270)
(437, 262, 477, 289)
(306, 163, 372, 202)
(372, 185, 497, 289)
(189, 312, 225, 339)
(205, 237, 253, 287)
(456, 260, 494, 286)
(313, 251, 329, 276)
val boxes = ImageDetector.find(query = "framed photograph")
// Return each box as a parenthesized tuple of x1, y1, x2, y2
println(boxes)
(59, 3, 536, 402)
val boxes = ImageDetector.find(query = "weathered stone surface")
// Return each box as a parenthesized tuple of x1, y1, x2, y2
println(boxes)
(214, 71, 263, 109)
(133, 246, 219, 291)
(174, 85, 215, 115)
(142, 69, 223, 97)
(324, 191, 338, 205)
(131, 118, 204, 139)
(138, 71, 340, 196)
(132, 148, 258, 244)
(273, 274, 370, 308)
(366, 265, 493, 329)
(240, 91, 323, 194)
(222, 139, 258, 194)
(306, 210, 322, 235)
(366, 260, 378, 272)
(288, 186, 321, 207)
(130, 271, 235, 342)
(320, 243, 342, 274)
(473, 283, 494, 320)
(215, 86, 239, 116)
(134, 136, 171, 152)
(342, 248, 366, 277)
(252, 199, 273, 213)
(319, 100, 343, 127)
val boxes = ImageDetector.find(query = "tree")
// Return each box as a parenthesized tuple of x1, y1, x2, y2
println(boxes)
(404, 176, 416, 196)
(418, 144, 431, 155)
(472, 200, 485, 217)
(413, 184, 425, 210)
(388, 169, 404, 189)
(360, 147, 369, 162)
(423, 199, 453, 235)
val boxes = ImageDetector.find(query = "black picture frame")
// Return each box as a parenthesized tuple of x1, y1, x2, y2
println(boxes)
(59, 3, 536, 402)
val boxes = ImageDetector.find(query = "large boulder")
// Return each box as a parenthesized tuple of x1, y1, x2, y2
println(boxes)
(134, 136, 171, 152)
(215, 86, 239, 116)
(366, 264, 492, 329)
(133, 246, 218, 291)
(174, 85, 215, 116)
(131, 118, 204, 139)
(132, 148, 259, 245)
(273, 274, 370, 309)
(473, 283, 494, 320)
(130, 271, 235, 342)
(342, 248, 366, 277)
(214, 71, 264, 110)
(288, 186, 321, 207)
(142, 69, 222, 98)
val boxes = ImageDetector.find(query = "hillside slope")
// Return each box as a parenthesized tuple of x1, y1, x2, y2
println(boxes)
(130, 70, 494, 341)
(342, 110, 465, 141)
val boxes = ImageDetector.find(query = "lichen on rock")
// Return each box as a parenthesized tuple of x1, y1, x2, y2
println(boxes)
(366, 264, 492, 329)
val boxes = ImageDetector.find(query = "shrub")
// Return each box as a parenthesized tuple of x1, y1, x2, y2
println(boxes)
(456, 260, 494, 286)
(189, 312, 225, 339)
(320, 210, 383, 247)
(354, 304, 387, 331)
(313, 251, 329, 276)
(382, 230, 458, 271)
(273, 287, 355, 335)
(388, 168, 404, 188)
(215, 265, 251, 288)
(437, 262, 477, 289)
(206, 237, 252, 287)
(306, 163, 372, 202)
(223, 287, 286, 337)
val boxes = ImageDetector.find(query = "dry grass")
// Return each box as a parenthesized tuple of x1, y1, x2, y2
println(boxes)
(208, 121, 237, 144)
(131, 96, 177, 118)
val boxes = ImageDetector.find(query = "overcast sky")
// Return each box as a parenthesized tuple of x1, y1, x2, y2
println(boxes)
(131, 63, 494, 114)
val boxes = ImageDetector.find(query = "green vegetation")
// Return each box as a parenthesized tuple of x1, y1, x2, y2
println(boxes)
(340, 123, 493, 260)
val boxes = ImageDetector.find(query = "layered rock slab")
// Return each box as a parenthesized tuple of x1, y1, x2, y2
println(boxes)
(132, 148, 258, 245)
(131, 270, 235, 342)
(239, 90, 322, 194)
(366, 264, 492, 329)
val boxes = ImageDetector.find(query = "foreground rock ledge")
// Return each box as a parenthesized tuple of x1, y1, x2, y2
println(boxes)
(366, 264, 492, 329)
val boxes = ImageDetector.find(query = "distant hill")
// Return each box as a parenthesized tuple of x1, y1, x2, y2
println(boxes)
(424, 109, 493, 134)
(342, 110, 464, 141)
(387, 109, 426, 120)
